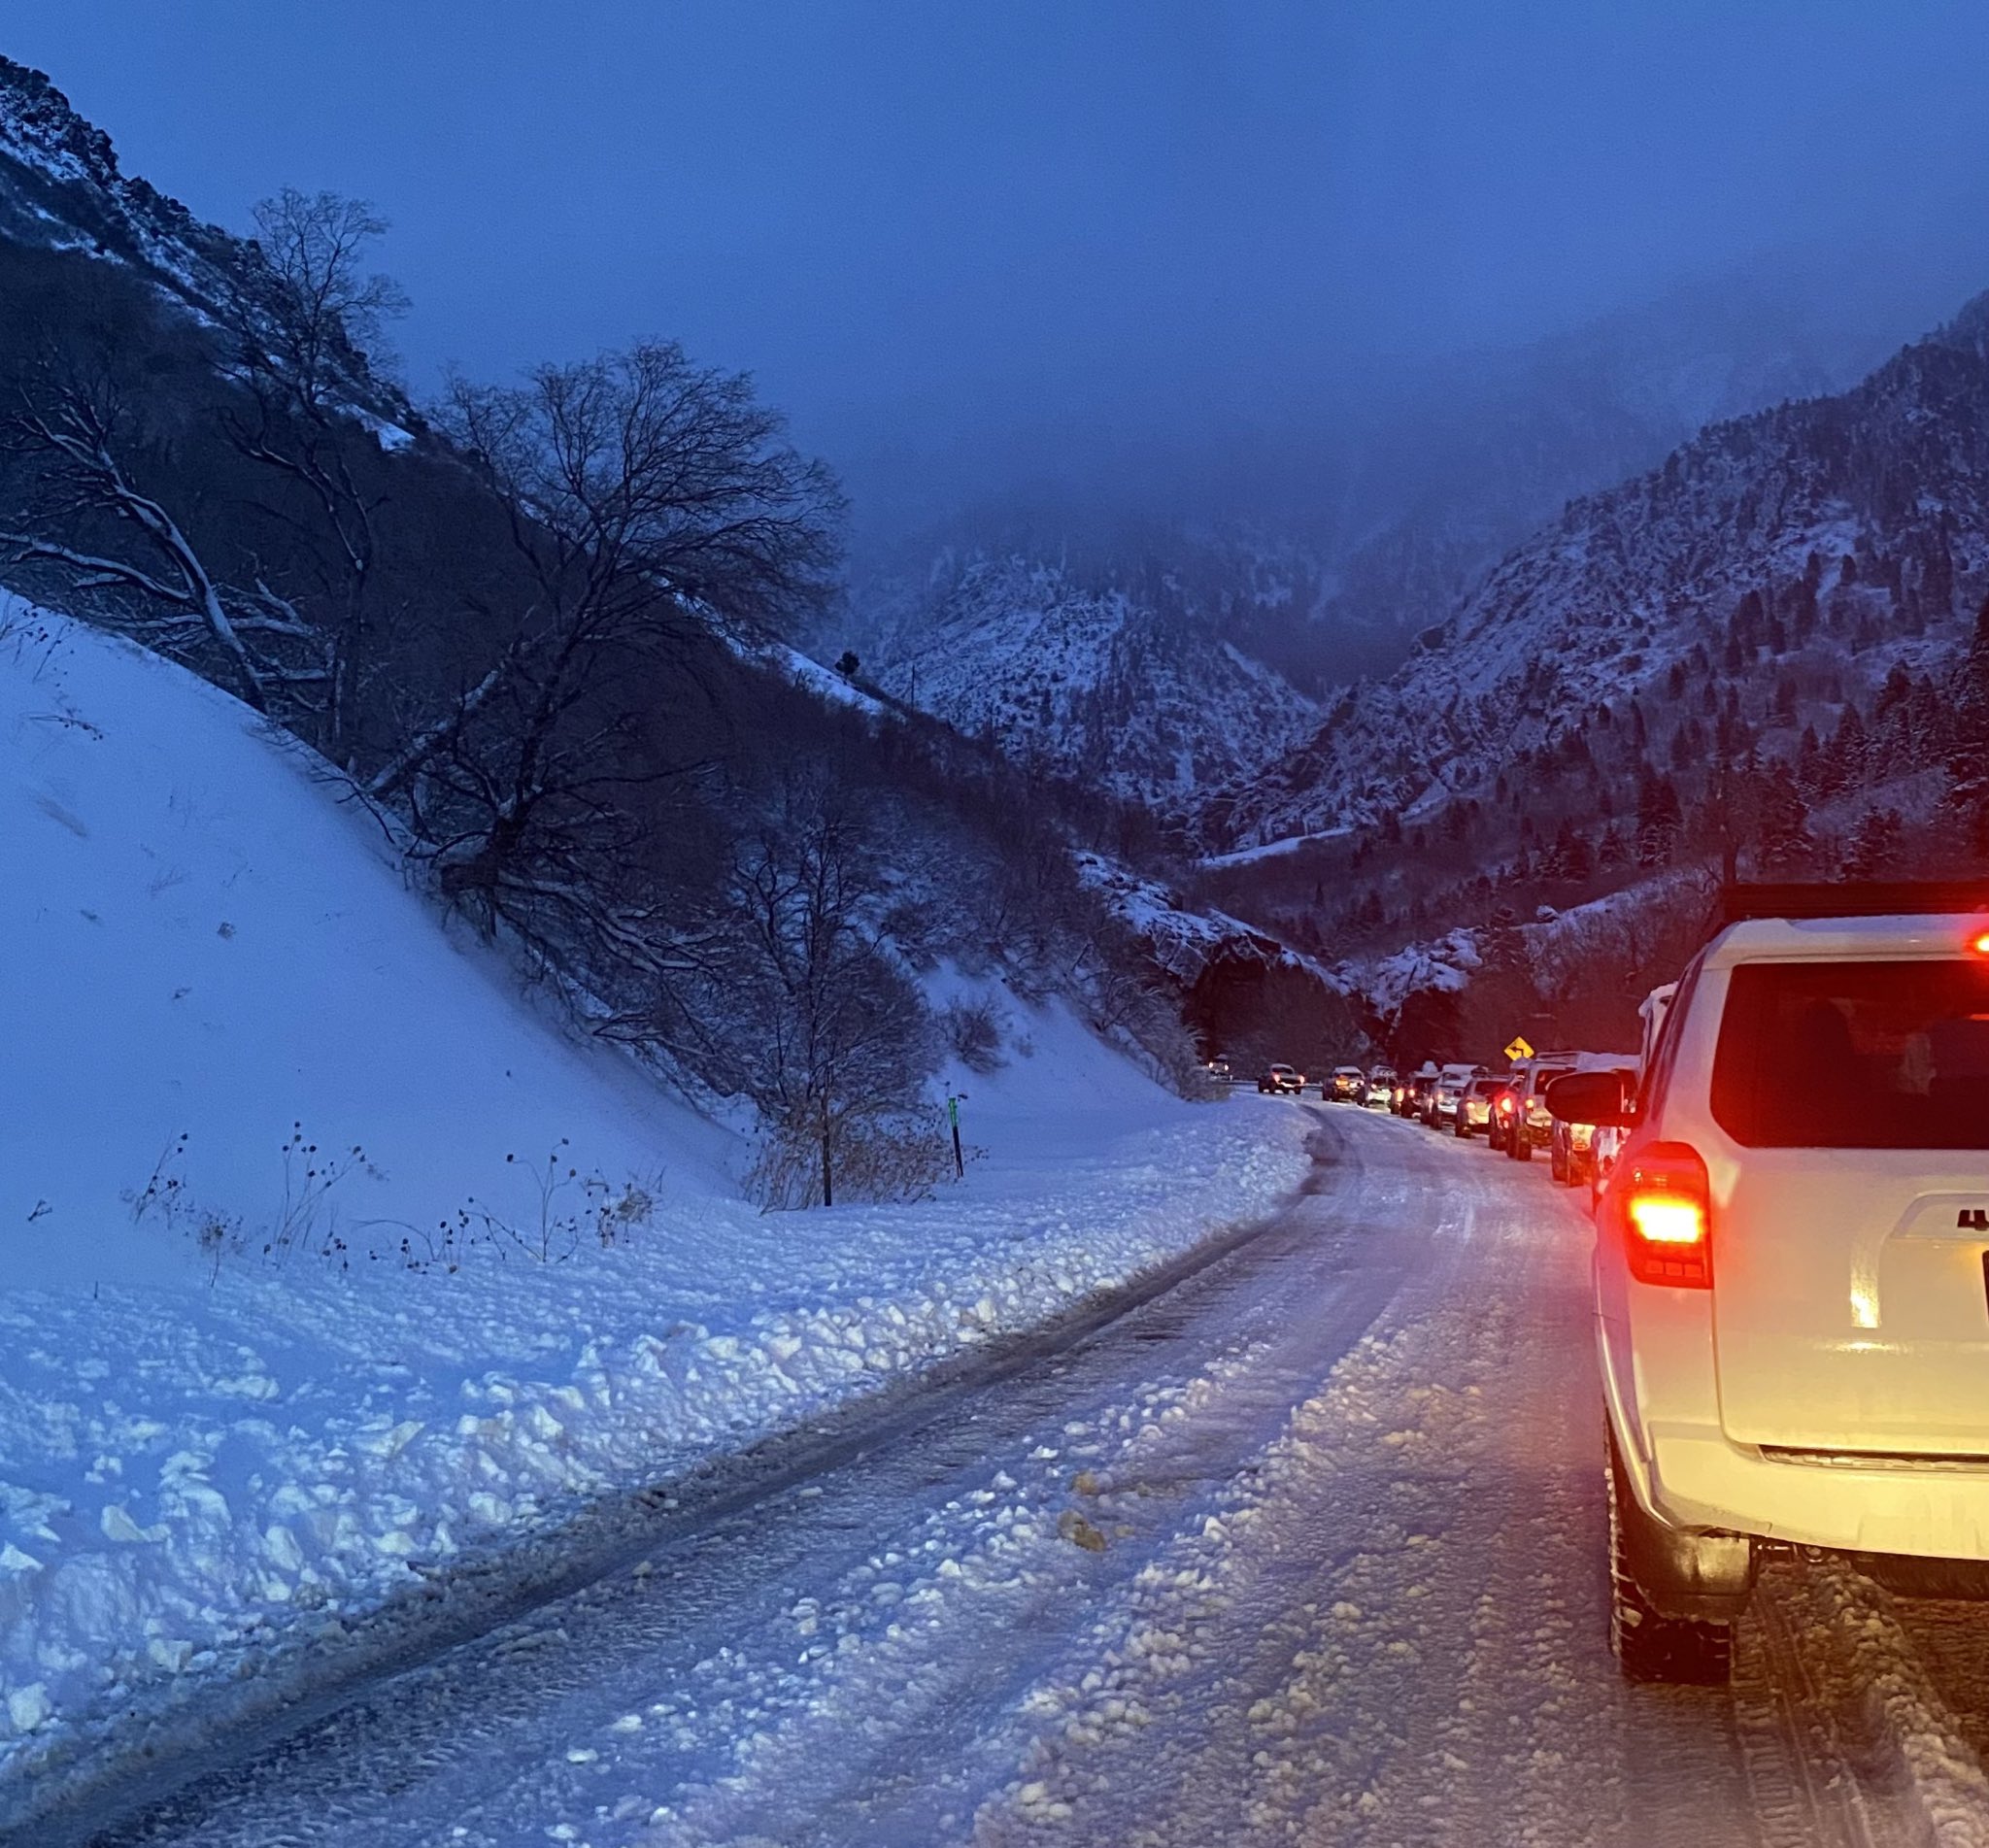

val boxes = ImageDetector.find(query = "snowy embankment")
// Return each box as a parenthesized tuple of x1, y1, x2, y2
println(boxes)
(0, 604, 1312, 1792)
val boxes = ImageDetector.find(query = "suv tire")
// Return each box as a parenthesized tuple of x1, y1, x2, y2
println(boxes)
(1605, 1427, 1733, 1685)
(1549, 1143, 1569, 1184)
(1511, 1132, 1532, 1161)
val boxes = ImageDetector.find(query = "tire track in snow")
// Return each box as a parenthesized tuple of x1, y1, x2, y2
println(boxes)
(968, 1124, 1762, 1847)
(51, 1120, 1385, 1848)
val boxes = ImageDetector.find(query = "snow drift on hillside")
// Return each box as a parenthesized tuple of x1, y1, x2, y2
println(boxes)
(0, 603, 1311, 1798)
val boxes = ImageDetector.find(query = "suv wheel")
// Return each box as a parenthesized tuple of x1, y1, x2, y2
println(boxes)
(1549, 1143, 1568, 1184)
(1605, 1428, 1733, 1686)
(1511, 1132, 1532, 1161)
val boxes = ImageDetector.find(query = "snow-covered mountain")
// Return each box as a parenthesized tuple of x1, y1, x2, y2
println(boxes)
(846, 549, 1323, 816)
(1303, 274, 1905, 680)
(1221, 290, 1989, 850)
(842, 272, 1925, 827)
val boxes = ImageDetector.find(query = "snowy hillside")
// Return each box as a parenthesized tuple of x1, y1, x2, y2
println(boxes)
(1223, 291, 1989, 850)
(0, 55, 409, 428)
(0, 55, 240, 315)
(843, 552, 1321, 816)
(0, 604, 1311, 1804)
(0, 600, 732, 1290)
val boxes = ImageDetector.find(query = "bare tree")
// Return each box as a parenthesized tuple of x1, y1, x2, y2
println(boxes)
(715, 777, 935, 1207)
(225, 190, 410, 760)
(0, 369, 327, 714)
(390, 342, 843, 948)
(237, 189, 410, 414)
(444, 339, 843, 636)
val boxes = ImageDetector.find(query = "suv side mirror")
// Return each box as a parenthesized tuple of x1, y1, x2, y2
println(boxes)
(1544, 1069, 1635, 1126)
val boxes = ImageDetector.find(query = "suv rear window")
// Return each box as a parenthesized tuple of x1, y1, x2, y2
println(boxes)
(1711, 959, 1989, 1148)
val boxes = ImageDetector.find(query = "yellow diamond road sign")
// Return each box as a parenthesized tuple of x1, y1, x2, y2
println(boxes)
(1503, 1035, 1535, 1063)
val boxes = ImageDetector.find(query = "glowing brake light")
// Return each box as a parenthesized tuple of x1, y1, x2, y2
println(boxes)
(1972, 927, 1989, 957)
(1620, 1142, 1711, 1289)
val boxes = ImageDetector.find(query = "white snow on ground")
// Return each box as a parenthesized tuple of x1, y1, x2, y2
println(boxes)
(759, 640, 892, 716)
(1197, 826, 1351, 871)
(1073, 853, 1342, 992)
(0, 603, 1312, 1791)
(244, 1111, 1756, 1848)
(23, 1107, 1989, 1845)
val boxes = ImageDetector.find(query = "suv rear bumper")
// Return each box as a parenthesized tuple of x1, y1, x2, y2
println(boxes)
(1648, 1424, 1989, 1560)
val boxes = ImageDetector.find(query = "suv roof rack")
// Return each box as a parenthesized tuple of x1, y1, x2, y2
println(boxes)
(1717, 881, 1989, 926)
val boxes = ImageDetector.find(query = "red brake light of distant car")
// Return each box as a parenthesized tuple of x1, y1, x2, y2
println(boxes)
(1496, 1093, 1516, 1116)
(1620, 1142, 1711, 1289)
(1971, 927, 1989, 957)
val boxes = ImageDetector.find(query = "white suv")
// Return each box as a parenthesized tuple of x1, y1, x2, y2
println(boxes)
(1428, 1061, 1481, 1126)
(1554, 886, 1989, 1684)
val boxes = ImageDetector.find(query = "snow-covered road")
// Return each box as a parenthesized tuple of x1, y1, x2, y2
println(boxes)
(44, 1108, 1989, 1847)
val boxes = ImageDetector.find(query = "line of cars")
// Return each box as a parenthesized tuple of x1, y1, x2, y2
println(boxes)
(1204, 1057, 1400, 1103)
(1387, 1050, 1643, 1201)
(1218, 888, 1989, 1692)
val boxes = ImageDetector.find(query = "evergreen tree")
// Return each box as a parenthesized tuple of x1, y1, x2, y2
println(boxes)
(1551, 820, 1594, 881)
(1830, 704, 1869, 794)
(1789, 581, 1818, 649)
(1635, 771, 1683, 866)
(1841, 807, 1903, 880)
(1731, 588, 1764, 658)
(1945, 594, 1989, 852)
(1754, 760, 1811, 870)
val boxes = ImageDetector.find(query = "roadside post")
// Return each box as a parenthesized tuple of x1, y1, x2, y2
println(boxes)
(947, 1091, 966, 1179)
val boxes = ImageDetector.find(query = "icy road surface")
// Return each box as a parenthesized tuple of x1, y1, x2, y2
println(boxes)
(46, 1108, 1989, 1847)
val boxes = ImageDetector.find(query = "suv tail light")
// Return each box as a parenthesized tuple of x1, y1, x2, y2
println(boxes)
(1620, 1142, 1712, 1289)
